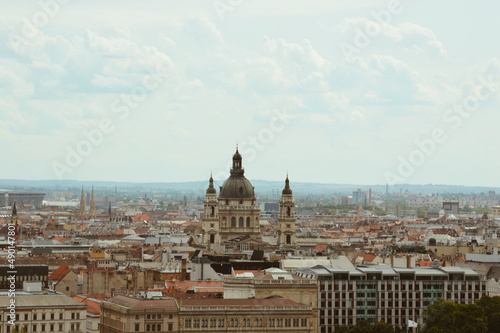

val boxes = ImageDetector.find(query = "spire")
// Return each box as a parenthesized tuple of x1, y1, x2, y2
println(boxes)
(282, 174, 292, 195)
(12, 201, 17, 216)
(206, 172, 217, 194)
(79, 186, 86, 219)
(89, 186, 96, 219)
(11, 201, 18, 256)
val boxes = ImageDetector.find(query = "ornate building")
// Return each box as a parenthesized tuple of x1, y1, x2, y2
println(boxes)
(201, 149, 296, 251)
(277, 174, 296, 251)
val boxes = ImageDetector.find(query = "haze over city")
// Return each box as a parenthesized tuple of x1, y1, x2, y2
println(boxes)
(1, 0, 499, 186)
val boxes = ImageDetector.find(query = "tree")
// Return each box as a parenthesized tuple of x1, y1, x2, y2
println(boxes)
(476, 295, 500, 333)
(423, 298, 487, 333)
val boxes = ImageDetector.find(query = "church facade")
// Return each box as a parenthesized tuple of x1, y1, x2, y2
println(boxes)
(201, 149, 296, 251)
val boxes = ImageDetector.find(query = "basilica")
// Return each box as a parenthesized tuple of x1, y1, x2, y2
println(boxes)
(199, 148, 297, 252)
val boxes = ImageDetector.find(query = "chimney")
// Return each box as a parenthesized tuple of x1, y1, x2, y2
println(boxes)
(369, 189, 372, 205)
(181, 258, 187, 281)
(391, 255, 394, 267)
(407, 255, 411, 269)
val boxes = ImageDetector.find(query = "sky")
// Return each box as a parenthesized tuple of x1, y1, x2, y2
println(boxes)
(1, 0, 499, 187)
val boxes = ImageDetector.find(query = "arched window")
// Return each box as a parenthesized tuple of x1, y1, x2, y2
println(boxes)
(222, 217, 226, 227)
(286, 235, 291, 244)
(239, 217, 244, 228)
(210, 235, 215, 244)
(210, 206, 215, 216)
(286, 206, 291, 217)
(231, 217, 236, 227)
(246, 217, 250, 228)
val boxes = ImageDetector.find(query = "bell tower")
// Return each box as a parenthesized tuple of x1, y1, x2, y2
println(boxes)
(202, 173, 220, 248)
(278, 174, 296, 251)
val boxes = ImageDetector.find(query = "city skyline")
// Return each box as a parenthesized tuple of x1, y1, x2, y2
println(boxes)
(1, 1, 499, 187)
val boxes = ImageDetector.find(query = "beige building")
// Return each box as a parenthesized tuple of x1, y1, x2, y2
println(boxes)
(100, 296, 179, 333)
(425, 244, 486, 257)
(50, 264, 79, 297)
(0, 289, 87, 333)
(100, 295, 314, 333)
(179, 298, 314, 333)
(82, 269, 157, 295)
(493, 206, 500, 218)
(223, 268, 317, 306)
(224, 267, 318, 332)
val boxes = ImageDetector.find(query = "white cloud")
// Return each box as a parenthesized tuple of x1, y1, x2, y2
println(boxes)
(0, 1, 498, 186)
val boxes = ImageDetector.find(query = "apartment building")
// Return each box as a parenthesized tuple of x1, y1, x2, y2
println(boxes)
(295, 262, 486, 332)
(0, 290, 87, 333)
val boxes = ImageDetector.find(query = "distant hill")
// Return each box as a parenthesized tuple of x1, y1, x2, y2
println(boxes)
(0, 179, 499, 196)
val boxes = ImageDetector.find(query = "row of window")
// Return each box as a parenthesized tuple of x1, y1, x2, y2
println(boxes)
(0, 275, 47, 282)
(134, 314, 174, 320)
(229, 216, 253, 228)
(185, 319, 224, 328)
(324, 288, 482, 300)
(184, 318, 308, 328)
(0, 312, 81, 321)
(320, 280, 483, 290)
(5, 323, 80, 332)
(135, 323, 174, 331)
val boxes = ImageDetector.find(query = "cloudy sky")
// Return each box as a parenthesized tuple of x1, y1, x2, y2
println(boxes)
(1, 0, 499, 187)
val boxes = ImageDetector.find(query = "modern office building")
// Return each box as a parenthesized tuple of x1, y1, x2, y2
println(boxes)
(442, 202, 459, 215)
(0, 189, 45, 209)
(352, 189, 365, 205)
(295, 262, 487, 332)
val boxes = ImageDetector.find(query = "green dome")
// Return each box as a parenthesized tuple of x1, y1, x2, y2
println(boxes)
(219, 176, 255, 199)
(218, 148, 255, 199)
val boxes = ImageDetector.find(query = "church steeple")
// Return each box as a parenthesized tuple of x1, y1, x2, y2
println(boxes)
(282, 173, 292, 195)
(79, 186, 86, 219)
(11, 202, 18, 256)
(202, 172, 219, 248)
(206, 172, 217, 194)
(278, 174, 296, 251)
(89, 186, 96, 219)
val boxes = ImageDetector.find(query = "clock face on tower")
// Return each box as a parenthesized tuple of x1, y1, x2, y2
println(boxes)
(287, 224, 291, 228)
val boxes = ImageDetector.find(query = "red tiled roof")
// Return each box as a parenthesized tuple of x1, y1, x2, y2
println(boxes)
(106, 295, 177, 309)
(314, 244, 328, 251)
(354, 253, 376, 262)
(73, 296, 101, 315)
(166, 281, 223, 293)
(49, 264, 71, 281)
(52, 236, 68, 243)
(234, 270, 259, 276)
